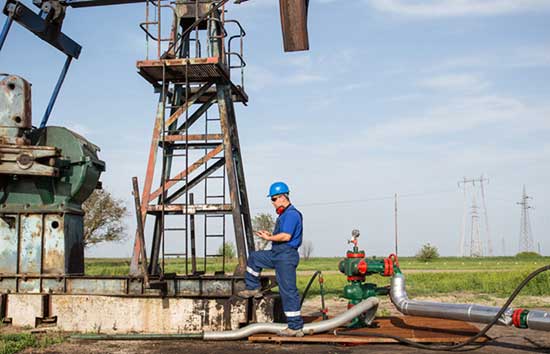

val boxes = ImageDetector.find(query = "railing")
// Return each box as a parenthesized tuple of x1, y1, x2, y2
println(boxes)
(140, 0, 246, 88)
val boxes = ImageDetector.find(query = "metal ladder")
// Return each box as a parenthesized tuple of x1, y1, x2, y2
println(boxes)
(203, 110, 227, 274)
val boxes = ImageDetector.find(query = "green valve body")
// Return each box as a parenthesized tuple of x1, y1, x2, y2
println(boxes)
(338, 232, 398, 328)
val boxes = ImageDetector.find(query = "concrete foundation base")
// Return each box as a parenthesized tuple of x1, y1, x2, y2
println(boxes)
(3, 293, 281, 333)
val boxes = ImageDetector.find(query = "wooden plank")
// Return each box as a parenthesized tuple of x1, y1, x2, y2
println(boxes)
(249, 316, 490, 344)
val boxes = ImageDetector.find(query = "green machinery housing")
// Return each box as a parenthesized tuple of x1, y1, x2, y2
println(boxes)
(0, 74, 105, 279)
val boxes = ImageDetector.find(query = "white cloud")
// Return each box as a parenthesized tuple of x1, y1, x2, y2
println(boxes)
(366, 95, 527, 140)
(419, 73, 489, 92)
(368, 0, 550, 18)
(433, 47, 550, 72)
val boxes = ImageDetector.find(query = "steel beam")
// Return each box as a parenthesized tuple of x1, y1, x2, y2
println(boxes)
(40, 55, 72, 128)
(2, 0, 81, 58)
(0, 15, 13, 52)
(279, 0, 309, 52)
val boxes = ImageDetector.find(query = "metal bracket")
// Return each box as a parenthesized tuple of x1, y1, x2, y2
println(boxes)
(35, 294, 57, 327)
(2, 0, 81, 58)
(0, 293, 12, 325)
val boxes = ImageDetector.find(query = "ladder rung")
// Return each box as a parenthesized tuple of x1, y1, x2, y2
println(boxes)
(147, 204, 232, 214)
(206, 118, 220, 121)
(165, 153, 187, 157)
(205, 254, 223, 257)
(205, 234, 224, 238)
(206, 195, 225, 198)
(164, 227, 187, 231)
(206, 175, 224, 179)
(205, 214, 225, 219)
(164, 253, 187, 257)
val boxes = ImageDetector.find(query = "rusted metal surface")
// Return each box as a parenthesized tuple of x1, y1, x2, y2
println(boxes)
(67, 278, 128, 295)
(0, 75, 31, 145)
(217, 84, 255, 253)
(0, 273, 275, 297)
(43, 214, 64, 274)
(137, 59, 248, 103)
(0, 144, 59, 176)
(147, 144, 223, 202)
(130, 99, 165, 275)
(189, 193, 197, 274)
(165, 82, 214, 127)
(0, 212, 84, 280)
(249, 316, 490, 344)
(137, 58, 227, 83)
(0, 214, 18, 274)
(19, 214, 42, 274)
(130, 3, 253, 282)
(217, 84, 248, 275)
(132, 177, 149, 284)
(279, 0, 309, 52)
(162, 134, 222, 142)
(147, 203, 232, 215)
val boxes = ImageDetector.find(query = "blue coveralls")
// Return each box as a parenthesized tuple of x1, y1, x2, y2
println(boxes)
(245, 205, 304, 330)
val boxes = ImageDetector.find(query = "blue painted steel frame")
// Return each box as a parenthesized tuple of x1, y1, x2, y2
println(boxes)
(2, 0, 81, 58)
(40, 56, 72, 128)
(0, 15, 13, 52)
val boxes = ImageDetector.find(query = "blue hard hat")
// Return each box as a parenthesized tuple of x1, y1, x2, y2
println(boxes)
(267, 182, 290, 197)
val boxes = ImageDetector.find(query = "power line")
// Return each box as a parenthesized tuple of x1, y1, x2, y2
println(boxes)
(298, 189, 456, 207)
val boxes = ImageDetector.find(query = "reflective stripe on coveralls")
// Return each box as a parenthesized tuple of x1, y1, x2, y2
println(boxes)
(245, 246, 303, 330)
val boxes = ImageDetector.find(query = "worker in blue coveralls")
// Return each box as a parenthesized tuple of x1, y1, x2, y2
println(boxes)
(238, 181, 304, 337)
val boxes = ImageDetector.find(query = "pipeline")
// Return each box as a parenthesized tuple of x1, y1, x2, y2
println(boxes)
(204, 297, 379, 340)
(390, 271, 550, 331)
(72, 297, 379, 341)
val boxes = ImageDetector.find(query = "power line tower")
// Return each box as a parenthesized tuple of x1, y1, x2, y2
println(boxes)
(517, 185, 534, 253)
(469, 193, 483, 257)
(458, 175, 492, 257)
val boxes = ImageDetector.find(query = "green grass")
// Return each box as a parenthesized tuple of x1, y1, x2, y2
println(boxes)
(296, 270, 550, 299)
(0, 333, 65, 354)
(295, 256, 550, 271)
(86, 256, 550, 276)
(85, 256, 550, 300)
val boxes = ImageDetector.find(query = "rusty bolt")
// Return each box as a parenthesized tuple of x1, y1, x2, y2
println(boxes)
(16, 153, 34, 169)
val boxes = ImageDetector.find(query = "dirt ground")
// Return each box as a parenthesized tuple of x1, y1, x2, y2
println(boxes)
(18, 297, 550, 354)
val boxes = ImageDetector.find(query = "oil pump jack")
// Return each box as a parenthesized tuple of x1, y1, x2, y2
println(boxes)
(0, 0, 310, 333)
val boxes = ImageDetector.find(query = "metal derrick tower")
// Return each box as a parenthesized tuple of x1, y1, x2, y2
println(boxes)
(517, 185, 534, 253)
(129, 0, 254, 278)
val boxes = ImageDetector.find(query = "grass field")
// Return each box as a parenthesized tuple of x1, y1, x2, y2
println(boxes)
(85, 255, 550, 299)
(0, 333, 64, 354)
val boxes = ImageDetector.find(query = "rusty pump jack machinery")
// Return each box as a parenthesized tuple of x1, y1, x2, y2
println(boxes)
(0, 0, 311, 333)
(3, 0, 550, 343)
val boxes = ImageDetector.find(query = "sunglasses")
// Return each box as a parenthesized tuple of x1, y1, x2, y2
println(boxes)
(271, 195, 281, 202)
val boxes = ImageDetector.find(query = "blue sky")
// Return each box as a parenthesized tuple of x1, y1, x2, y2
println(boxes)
(1, 0, 549, 258)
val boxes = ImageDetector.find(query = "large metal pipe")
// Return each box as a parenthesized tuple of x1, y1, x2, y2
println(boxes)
(204, 297, 379, 340)
(390, 273, 550, 331)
